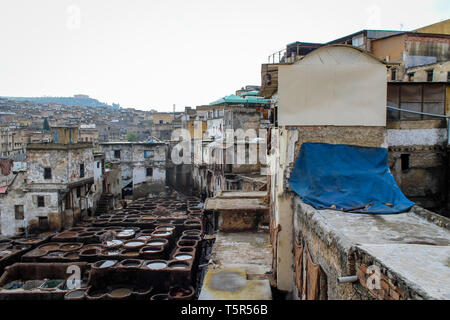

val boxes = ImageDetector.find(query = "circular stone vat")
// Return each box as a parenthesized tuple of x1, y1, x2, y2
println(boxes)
(2, 280, 23, 290)
(146, 260, 167, 270)
(146, 239, 168, 247)
(103, 239, 123, 249)
(60, 243, 83, 252)
(108, 287, 132, 299)
(83, 244, 102, 250)
(177, 240, 197, 247)
(86, 288, 108, 300)
(156, 225, 175, 232)
(86, 227, 102, 232)
(55, 232, 78, 239)
(182, 230, 201, 236)
(174, 253, 193, 261)
(123, 240, 145, 250)
(102, 249, 122, 256)
(117, 230, 135, 239)
(78, 232, 96, 238)
(80, 248, 100, 256)
(62, 252, 80, 260)
(177, 247, 195, 253)
(93, 259, 118, 269)
(69, 227, 86, 232)
(121, 250, 140, 257)
(168, 286, 194, 300)
(23, 280, 45, 291)
(136, 235, 152, 241)
(41, 279, 64, 290)
(141, 246, 163, 254)
(38, 243, 60, 251)
(181, 235, 201, 241)
(151, 231, 172, 237)
(25, 248, 47, 257)
(168, 261, 189, 270)
(44, 251, 65, 258)
(119, 259, 142, 268)
(65, 289, 86, 300)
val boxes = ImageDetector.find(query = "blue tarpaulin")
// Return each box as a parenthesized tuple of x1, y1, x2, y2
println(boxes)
(289, 143, 414, 214)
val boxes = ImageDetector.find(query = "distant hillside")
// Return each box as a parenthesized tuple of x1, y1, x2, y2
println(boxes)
(1, 95, 121, 109)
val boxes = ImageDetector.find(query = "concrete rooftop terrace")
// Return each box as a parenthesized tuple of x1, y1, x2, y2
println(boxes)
(294, 198, 450, 299)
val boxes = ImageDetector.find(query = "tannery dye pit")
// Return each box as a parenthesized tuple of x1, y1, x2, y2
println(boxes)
(0, 194, 213, 300)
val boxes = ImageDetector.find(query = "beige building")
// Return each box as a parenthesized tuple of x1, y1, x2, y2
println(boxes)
(371, 32, 450, 82)
(265, 45, 389, 296)
(152, 112, 174, 125)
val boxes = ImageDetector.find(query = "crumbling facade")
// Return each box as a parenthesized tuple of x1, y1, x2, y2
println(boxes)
(100, 142, 167, 198)
(0, 127, 97, 236)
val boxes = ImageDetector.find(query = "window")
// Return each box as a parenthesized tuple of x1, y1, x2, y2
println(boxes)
(352, 35, 364, 47)
(97, 162, 100, 168)
(144, 150, 154, 158)
(426, 69, 433, 82)
(401, 154, 410, 171)
(76, 187, 81, 198)
(146, 168, 153, 177)
(37, 196, 45, 207)
(391, 69, 396, 81)
(159, 120, 163, 124)
(44, 168, 52, 180)
(408, 73, 414, 82)
(80, 164, 85, 178)
(15, 205, 24, 220)
(447, 72, 450, 82)
(114, 150, 121, 158)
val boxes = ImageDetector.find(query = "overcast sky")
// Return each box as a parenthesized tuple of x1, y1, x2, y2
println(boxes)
(0, 0, 448, 111)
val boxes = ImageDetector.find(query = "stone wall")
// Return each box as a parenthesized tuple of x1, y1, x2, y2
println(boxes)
(292, 198, 450, 300)
(268, 125, 386, 292)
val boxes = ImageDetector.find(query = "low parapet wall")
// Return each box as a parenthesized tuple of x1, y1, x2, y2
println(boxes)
(292, 197, 450, 300)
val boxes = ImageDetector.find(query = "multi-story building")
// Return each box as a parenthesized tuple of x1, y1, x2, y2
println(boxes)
(99, 142, 168, 198)
(0, 127, 98, 236)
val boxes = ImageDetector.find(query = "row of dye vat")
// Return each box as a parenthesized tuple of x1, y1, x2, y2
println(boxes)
(88, 214, 203, 229)
(2, 278, 84, 292)
(21, 229, 202, 263)
(66, 285, 196, 300)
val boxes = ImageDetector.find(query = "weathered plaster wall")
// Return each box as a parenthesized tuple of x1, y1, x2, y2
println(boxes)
(387, 120, 448, 213)
(278, 46, 387, 126)
(0, 173, 26, 236)
(292, 199, 450, 300)
(67, 149, 94, 183)
(269, 125, 386, 293)
(24, 191, 60, 232)
(26, 149, 69, 184)
(388, 129, 447, 146)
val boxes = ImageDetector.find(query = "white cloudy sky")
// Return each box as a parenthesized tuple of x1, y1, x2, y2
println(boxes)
(0, 0, 448, 111)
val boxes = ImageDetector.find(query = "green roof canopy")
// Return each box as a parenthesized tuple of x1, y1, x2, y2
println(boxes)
(241, 90, 260, 96)
(210, 94, 269, 106)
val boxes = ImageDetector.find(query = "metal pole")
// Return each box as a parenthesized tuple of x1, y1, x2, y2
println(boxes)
(338, 275, 358, 283)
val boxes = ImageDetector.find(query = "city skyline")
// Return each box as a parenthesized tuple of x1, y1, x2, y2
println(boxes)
(0, 0, 448, 111)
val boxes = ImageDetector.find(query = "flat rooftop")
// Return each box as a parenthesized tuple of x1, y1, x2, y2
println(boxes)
(295, 198, 450, 299)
